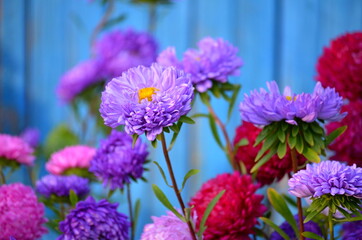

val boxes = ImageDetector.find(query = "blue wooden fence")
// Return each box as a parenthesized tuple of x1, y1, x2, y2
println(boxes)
(1, 0, 362, 239)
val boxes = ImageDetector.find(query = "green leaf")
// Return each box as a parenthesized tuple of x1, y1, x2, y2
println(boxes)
(234, 138, 249, 150)
(151, 139, 158, 148)
(168, 122, 183, 151)
(255, 133, 278, 161)
(304, 198, 328, 223)
(132, 134, 139, 148)
(302, 232, 324, 240)
(302, 148, 321, 163)
(152, 184, 185, 221)
(288, 135, 297, 149)
(134, 199, 141, 230)
(292, 125, 299, 137)
(197, 190, 225, 239)
(254, 126, 272, 147)
(325, 126, 347, 146)
(153, 161, 172, 188)
(251, 146, 277, 173)
(303, 130, 314, 146)
(102, 14, 127, 30)
(310, 122, 324, 135)
(179, 115, 195, 124)
(277, 129, 286, 143)
(211, 85, 221, 98)
(295, 134, 304, 154)
(267, 188, 298, 238)
(169, 123, 180, 133)
(277, 142, 287, 159)
(190, 113, 209, 119)
(260, 217, 291, 240)
(69, 190, 78, 207)
(208, 114, 224, 149)
(163, 127, 170, 133)
(180, 169, 200, 192)
(199, 92, 210, 106)
(227, 84, 241, 121)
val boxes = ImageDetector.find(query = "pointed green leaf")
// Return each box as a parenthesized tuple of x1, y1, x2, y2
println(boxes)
(325, 126, 347, 146)
(169, 123, 180, 133)
(190, 113, 209, 119)
(310, 122, 324, 135)
(153, 161, 172, 188)
(278, 129, 286, 143)
(163, 127, 170, 133)
(260, 217, 291, 240)
(255, 134, 278, 161)
(69, 190, 78, 207)
(302, 232, 324, 240)
(134, 199, 141, 230)
(151, 139, 158, 148)
(179, 115, 195, 124)
(254, 125, 272, 147)
(292, 125, 299, 137)
(168, 122, 183, 151)
(132, 134, 139, 148)
(180, 169, 200, 192)
(227, 84, 241, 121)
(277, 142, 287, 159)
(302, 148, 321, 163)
(199, 92, 210, 106)
(234, 138, 249, 150)
(288, 135, 297, 149)
(303, 130, 314, 146)
(208, 114, 224, 149)
(211, 85, 222, 98)
(251, 146, 277, 173)
(295, 134, 304, 154)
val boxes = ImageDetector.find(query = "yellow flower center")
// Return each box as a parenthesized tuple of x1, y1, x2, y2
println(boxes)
(286, 96, 297, 101)
(138, 87, 159, 102)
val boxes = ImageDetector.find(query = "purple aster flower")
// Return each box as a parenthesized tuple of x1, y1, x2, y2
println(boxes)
(36, 174, 89, 198)
(288, 161, 362, 199)
(157, 47, 183, 69)
(342, 219, 362, 240)
(100, 63, 194, 141)
(182, 37, 243, 92)
(57, 59, 103, 102)
(94, 29, 158, 78)
(89, 130, 148, 190)
(239, 81, 346, 126)
(58, 197, 129, 240)
(20, 128, 40, 148)
(270, 215, 322, 240)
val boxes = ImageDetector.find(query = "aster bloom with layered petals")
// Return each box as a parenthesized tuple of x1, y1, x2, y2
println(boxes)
(100, 63, 194, 141)
(57, 197, 129, 240)
(46, 145, 96, 175)
(0, 133, 35, 165)
(342, 219, 362, 240)
(157, 47, 183, 69)
(326, 100, 362, 167)
(90, 130, 148, 189)
(234, 122, 306, 186)
(288, 161, 362, 199)
(141, 211, 195, 240)
(20, 128, 40, 148)
(189, 172, 266, 240)
(316, 32, 362, 101)
(0, 183, 47, 240)
(240, 81, 346, 126)
(36, 174, 89, 198)
(182, 37, 243, 92)
(270, 216, 322, 240)
(94, 29, 157, 78)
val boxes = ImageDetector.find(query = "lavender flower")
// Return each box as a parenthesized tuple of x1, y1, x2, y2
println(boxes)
(36, 175, 89, 198)
(100, 63, 194, 141)
(89, 130, 148, 190)
(239, 81, 346, 126)
(58, 197, 129, 240)
(288, 161, 362, 199)
(342, 219, 362, 240)
(20, 128, 40, 148)
(157, 47, 183, 69)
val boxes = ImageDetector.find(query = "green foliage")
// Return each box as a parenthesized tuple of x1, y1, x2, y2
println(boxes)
(152, 161, 172, 187)
(167, 121, 183, 151)
(260, 217, 290, 240)
(302, 232, 325, 240)
(69, 189, 78, 207)
(63, 167, 95, 180)
(134, 199, 141, 230)
(325, 126, 347, 146)
(208, 114, 224, 149)
(132, 134, 139, 148)
(179, 115, 196, 124)
(180, 169, 200, 192)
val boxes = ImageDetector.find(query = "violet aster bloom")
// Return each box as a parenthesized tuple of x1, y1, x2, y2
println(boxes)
(58, 197, 129, 240)
(0, 133, 35, 165)
(20, 128, 40, 148)
(100, 63, 194, 141)
(182, 37, 243, 92)
(270, 215, 322, 240)
(94, 29, 157, 78)
(288, 161, 362, 199)
(342, 219, 362, 240)
(157, 47, 183, 69)
(240, 81, 346, 126)
(36, 174, 89, 198)
(57, 59, 103, 102)
(141, 211, 196, 240)
(90, 130, 148, 190)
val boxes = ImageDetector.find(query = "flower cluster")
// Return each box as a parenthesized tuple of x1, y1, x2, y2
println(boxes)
(157, 37, 243, 92)
(189, 172, 266, 239)
(239, 81, 346, 126)
(0, 133, 35, 165)
(342, 219, 362, 240)
(46, 145, 96, 175)
(288, 161, 362, 199)
(36, 174, 90, 198)
(316, 32, 362, 101)
(58, 197, 129, 240)
(0, 183, 47, 240)
(90, 130, 148, 189)
(100, 63, 194, 141)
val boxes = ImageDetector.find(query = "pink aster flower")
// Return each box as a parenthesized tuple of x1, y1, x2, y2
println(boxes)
(0, 133, 35, 165)
(0, 183, 47, 240)
(189, 172, 266, 240)
(46, 145, 96, 175)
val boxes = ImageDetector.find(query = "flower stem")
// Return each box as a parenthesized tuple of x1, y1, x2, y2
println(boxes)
(291, 148, 305, 240)
(160, 132, 197, 240)
(90, 0, 115, 45)
(328, 210, 335, 240)
(0, 166, 6, 185)
(126, 184, 135, 240)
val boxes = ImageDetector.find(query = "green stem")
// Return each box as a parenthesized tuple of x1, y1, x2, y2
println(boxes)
(147, 3, 157, 33)
(328, 210, 335, 240)
(127, 184, 135, 240)
(0, 166, 6, 185)
(160, 132, 197, 240)
(90, 0, 115, 45)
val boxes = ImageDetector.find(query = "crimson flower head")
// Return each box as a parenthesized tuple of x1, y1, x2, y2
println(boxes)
(189, 172, 266, 240)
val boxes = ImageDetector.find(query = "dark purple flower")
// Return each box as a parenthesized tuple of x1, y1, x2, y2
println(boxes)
(94, 29, 158, 78)
(57, 197, 129, 240)
(20, 128, 40, 148)
(342, 219, 362, 240)
(36, 175, 89, 198)
(100, 63, 194, 141)
(270, 215, 322, 240)
(288, 161, 362, 199)
(89, 130, 148, 190)
(239, 81, 346, 126)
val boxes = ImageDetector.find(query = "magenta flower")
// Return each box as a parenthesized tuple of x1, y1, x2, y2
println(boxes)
(0, 133, 35, 165)
(0, 183, 47, 240)
(46, 145, 96, 175)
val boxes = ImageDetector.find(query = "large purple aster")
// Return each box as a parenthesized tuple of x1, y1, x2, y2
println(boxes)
(89, 130, 148, 190)
(342, 219, 362, 240)
(288, 161, 362, 199)
(100, 63, 194, 141)
(36, 175, 89, 198)
(239, 81, 346, 126)
(58, 197, 129, 240)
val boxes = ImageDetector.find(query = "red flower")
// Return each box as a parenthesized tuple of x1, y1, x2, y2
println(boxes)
(233, 122, 306, 186)
(326, 100, 362, 167)
(316, 32, 362, 101)
(189, 172, 266, 240)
